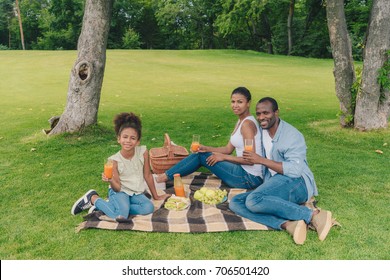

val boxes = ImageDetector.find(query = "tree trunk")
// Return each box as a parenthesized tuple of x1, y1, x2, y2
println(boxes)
(8, 18, 11, 48)
(49, 0, 113, 135)
(15, 0, 25, 50)
(326, 0, 356, 127)
(287, 0, 295, 55)
(354, 0, 390, 130)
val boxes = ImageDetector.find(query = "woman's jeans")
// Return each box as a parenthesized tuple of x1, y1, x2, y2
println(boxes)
(166, 152, 263, 189)
(229, 174, 313, 230)
(95, 188, 154, 219)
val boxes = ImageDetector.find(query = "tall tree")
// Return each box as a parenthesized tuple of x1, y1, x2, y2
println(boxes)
(287, 0, 295, 55)
(354, 0, 390, 129)
(326, 0, 356, 127)
(15, 0, 25, 49)
(49, 0, 113, 135)
(326, 0, 390, 130)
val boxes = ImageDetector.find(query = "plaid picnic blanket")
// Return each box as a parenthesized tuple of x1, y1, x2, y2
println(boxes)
(75, 172, 269, 233)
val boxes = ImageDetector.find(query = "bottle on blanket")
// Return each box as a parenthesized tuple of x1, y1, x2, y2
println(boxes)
(173, 174, 186, 197)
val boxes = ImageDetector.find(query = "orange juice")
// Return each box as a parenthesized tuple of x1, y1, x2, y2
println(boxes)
(244, 139, 253, 152)
(244, 145, 253, 152)
(191, 142, 200, 152)
(173, 173, 186, 197)
(174, 185, 186, 197)
(104, 161, 113, 179)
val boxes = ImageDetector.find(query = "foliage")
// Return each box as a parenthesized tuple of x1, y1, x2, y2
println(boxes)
(290, 0, 331, 58)
(344, 66, 363, 125)
(122, 28, 141, 49)
(377, 50, 390, 102)
(108, 0, 144, 49)
(216, 0, 268, 51)
(344, 0, 372, 61)
(0, 0, 372, 60)
(35, 0, 84, 50)
(0, 0, 13, 47)
(153, 0, 221, 49)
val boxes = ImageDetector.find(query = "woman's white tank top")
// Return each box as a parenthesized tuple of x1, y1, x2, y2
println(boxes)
(230, 116, 263, 177)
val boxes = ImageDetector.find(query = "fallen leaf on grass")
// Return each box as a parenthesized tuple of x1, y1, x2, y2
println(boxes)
(31, 148, 37, 152)
(375, 149, 383, 154)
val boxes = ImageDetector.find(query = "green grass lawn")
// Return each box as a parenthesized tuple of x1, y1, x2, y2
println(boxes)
(0, 50, 389, 260)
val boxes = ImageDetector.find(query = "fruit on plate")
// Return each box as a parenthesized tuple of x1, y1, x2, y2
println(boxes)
(193, 186, 227, 205)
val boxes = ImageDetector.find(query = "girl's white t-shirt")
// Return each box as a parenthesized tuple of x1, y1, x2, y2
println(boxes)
(109, 145, 147, 195)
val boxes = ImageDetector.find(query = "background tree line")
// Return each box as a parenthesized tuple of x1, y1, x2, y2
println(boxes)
(0, 0, 372, 60)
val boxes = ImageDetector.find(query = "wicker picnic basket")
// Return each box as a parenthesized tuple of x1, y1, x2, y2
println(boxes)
(149, 133, 189, 174)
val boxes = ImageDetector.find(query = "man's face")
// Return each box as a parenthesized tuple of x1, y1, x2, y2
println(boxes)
(255, 101, 278, 130)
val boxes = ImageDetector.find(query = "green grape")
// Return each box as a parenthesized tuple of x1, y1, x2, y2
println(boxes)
(194, 187, 227, 205)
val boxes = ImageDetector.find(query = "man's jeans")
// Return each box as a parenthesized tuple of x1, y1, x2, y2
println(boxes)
(229, 174, 313, 229)
(166, 152, 263, 189)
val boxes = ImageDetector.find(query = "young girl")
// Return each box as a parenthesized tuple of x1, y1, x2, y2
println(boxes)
(71, 112, 170, 219)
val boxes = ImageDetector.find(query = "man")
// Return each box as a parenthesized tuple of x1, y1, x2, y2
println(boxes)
(229, 97, 333, 245)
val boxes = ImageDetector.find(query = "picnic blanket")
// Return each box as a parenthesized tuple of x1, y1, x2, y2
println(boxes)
(75, 172, 270, 233)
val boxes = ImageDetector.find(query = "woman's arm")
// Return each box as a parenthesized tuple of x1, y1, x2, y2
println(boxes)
(206, 119, 258, 166)
(241, 119, 258, 153)
(198, 142, 235, 154)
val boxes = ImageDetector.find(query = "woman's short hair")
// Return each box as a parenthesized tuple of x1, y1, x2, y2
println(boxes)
(231, 86, 251, 102)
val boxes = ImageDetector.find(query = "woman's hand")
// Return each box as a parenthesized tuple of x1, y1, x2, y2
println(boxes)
(206, 153, 225, 166)
(198, 145, 208, 153)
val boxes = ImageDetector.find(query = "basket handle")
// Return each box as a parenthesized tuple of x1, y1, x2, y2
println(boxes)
(163, 133, 171, 148)
(164, 133, 175, 158)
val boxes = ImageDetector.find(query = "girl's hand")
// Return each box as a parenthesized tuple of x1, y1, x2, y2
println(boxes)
(155, 193, 171, 200)
(206, 153, 224, 166)
(101, 172, 111, 182)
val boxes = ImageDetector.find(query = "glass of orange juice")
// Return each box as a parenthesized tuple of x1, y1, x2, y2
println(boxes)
(104, 159, 113, 179)
(191, 134, 200, 153)
(244, 139, 254, 152)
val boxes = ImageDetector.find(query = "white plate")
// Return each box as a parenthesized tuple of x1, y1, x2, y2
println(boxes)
(164, 195, 191, 211)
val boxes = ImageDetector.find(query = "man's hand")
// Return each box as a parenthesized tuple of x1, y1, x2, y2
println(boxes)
(243, 151, 262, 164)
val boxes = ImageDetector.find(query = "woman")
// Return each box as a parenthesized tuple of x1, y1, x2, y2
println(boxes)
(156, 87, 263, 189)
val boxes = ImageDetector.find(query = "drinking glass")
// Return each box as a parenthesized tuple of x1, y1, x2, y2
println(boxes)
(244, 139, 254, 152)
(104, 159, 113, 179)
(191, 134, 200, 153)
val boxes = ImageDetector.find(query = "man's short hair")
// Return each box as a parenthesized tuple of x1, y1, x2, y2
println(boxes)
(258, 97, 279, 112)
